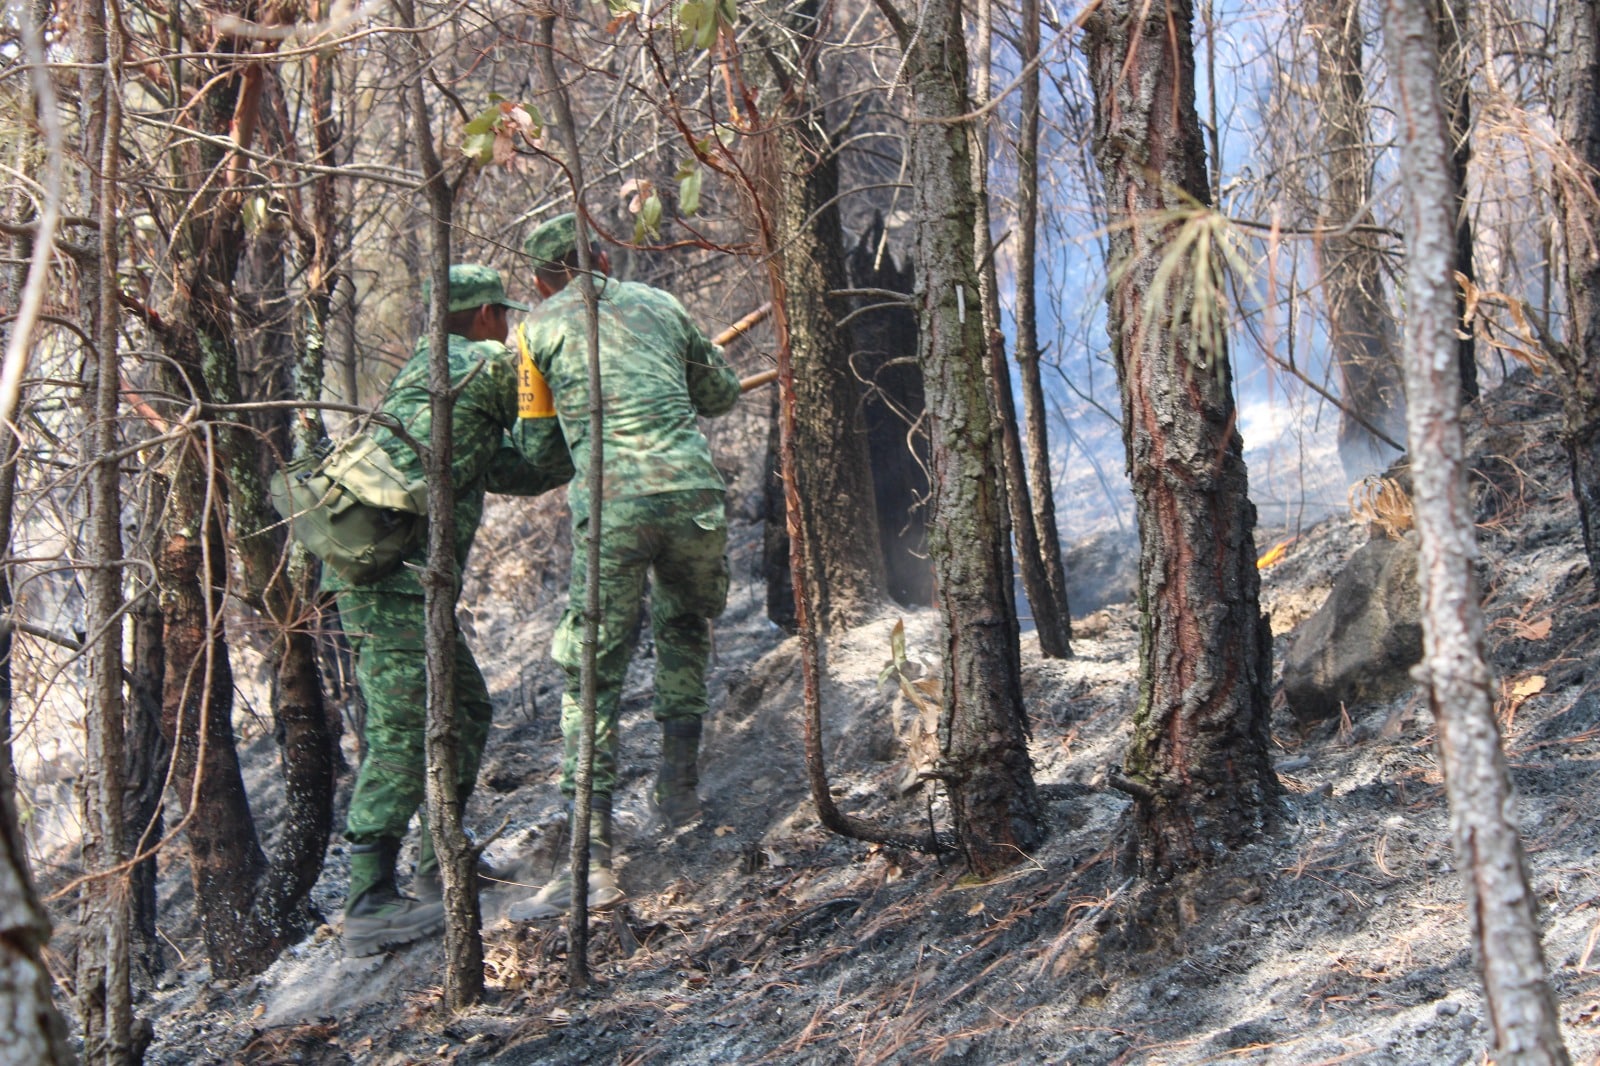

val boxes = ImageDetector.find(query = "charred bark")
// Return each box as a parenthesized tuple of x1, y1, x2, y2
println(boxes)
(154, 504, 270, 974)
(1084, 0, 1278, 879)
(760, 0, 888, 633)
(134, 15, 336, 978)
(762, 389, 797, 630)
(124, 595, 167, 979)
(845, 221, 933, 608)
(1433, 0, 1478, 405)
(231, 147, 337, 941)
(893, 0, 1044, 874)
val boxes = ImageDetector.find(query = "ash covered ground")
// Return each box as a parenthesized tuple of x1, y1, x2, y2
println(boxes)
(83, 368, 1600, 1064)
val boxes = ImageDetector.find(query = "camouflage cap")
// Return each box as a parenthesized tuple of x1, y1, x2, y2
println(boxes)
(523, 213, 578, 267)
(422, 264, 531, 313)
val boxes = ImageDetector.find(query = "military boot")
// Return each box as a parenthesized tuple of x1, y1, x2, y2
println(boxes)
(652, 717, 703, 828)
(507, 797, 625, 921)
(343, 838, 445, 958)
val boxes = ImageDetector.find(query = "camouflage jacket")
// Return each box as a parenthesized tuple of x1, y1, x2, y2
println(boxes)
(325, 331, 573, 595)
(515, 279, 739, 524)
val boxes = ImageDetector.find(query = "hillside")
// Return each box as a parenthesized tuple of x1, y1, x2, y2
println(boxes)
(124, 366, 1600, 1065)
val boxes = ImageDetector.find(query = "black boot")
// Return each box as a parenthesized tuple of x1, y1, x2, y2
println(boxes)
(507, 797, 625, 921)
(343, 838, 445, 958)
(653, 718, 703, 828)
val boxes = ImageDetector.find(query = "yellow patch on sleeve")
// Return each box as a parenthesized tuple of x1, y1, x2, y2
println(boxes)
(517, 328, 555, 418)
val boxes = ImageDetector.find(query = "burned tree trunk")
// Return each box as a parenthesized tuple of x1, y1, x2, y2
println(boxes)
(1014, 0, 1074, 656)
(124, 592, 168, 979)
(153, 462, 269, 973)
(846, 221, 932, 609)
(1552, 0, 1600, 590)
(971, 0, 1071, 659)
(1310, 0, 1408, 478)
(132, 18, 336, 979)
(890, 0, 1044, 874)
(1084, 0, 1278, 878)
(1385, 0, 1568, 1058)
(1433, 0, 1478, 405)
(757, 0, 887, 634)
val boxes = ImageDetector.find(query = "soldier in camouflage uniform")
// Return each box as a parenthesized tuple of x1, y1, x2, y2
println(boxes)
(332, 264, 572, 956)
(506, 214, 740, 920)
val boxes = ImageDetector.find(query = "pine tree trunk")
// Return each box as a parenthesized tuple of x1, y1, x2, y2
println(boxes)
(1310, 0, 1407, 478)
(970, 0, 1069, 659)
(1433, 0, 1478, 404)
(154, 498, 268, 974)
(1384, 1, 1569, 1058)
(125, 594, 168, 979)
(902, 0, 1043, 875)
(844, 226, 933, 608)
(1014, 0, 1073, 657)
(762, 0, 888, 632)
(1084, 0, 1278, 879)
(1552, 0, 1600, 590)
(78, 0, 135, 1048)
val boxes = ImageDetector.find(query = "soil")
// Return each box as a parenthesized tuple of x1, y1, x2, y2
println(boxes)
(84, 368, 1600, 1064)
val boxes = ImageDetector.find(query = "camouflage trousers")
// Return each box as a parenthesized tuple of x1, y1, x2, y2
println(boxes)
(338, 590, 494, 845)
(555, 489, 729, 798)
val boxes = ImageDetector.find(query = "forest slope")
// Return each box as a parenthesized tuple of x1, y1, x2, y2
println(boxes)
(122, 366, 1600, 1065)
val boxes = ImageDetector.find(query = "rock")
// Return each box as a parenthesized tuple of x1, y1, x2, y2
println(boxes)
(1280, 534, 1423, 725)
(1065, 529, 1139, 614)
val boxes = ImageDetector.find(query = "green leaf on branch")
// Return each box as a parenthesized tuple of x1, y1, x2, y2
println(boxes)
(674, 157, 704, 217)
(463, 106, 498, 137)
(636, 192, 662, 240)
(462, 131, 496, 166)
(461, 99, 542, 166)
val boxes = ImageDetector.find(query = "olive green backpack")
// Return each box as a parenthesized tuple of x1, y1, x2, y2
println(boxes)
(269, 434, 428, 585)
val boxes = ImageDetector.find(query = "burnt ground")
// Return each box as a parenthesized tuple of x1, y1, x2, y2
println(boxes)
(86, 367, 1600, 1064)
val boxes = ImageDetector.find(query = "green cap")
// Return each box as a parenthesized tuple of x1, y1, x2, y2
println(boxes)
(523, 213, 578, 267)
(423, 264, 531, 313)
